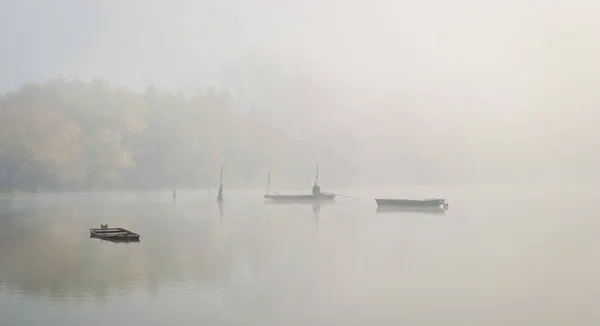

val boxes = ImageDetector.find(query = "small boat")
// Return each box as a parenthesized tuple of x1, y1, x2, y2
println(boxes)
(264, 165, 335, 202)
(90, 224, 140, 241)
(264, 198, 336, 206)
(375, 198, 446, 207)
(264, 193, 335, 202)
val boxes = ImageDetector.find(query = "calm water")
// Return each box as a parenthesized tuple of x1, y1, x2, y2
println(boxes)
(1, 186, 600, 326)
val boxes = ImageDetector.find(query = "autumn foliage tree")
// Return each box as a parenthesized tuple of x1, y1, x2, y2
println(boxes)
(0, 79, 293, 191)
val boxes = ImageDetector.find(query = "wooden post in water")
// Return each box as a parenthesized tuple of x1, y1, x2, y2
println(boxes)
(216, 164, 224, 202)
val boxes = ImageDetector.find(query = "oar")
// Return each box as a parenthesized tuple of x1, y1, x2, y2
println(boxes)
(330, 193, 359, 200)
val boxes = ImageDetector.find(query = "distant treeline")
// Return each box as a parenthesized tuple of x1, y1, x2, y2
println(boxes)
(0, 79, 355, 192)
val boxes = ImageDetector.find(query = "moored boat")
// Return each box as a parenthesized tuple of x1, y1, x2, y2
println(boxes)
(264, 193, 335, 202)
(264, 164, 335, 203)
(375, 198, 446, 207)
(90, 225, 140, 241)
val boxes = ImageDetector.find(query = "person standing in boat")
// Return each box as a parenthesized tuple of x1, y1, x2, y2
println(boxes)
(312, 182, 321, 196)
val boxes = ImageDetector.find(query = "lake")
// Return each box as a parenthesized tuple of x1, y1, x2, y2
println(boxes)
(1, 186, 600, 325)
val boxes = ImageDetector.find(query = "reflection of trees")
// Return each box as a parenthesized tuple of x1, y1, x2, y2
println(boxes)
(0, 196, 327, 318)
(0, 201, 242, 301)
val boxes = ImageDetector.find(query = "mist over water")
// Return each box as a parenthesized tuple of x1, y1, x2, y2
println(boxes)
(2, 0, 600, 324)
(1, 188, 600, 325)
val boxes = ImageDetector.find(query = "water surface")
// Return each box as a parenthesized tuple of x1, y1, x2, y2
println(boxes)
(1, 187, 600, 325)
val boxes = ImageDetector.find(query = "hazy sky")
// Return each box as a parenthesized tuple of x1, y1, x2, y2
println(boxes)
(2, 0, 600, 184)
(4, 0, 598, 93)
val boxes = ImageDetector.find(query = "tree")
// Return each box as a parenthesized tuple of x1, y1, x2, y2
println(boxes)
(0, 88, 84, 191)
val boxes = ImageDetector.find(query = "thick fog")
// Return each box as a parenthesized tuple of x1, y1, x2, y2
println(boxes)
(1, 0, 600, 189)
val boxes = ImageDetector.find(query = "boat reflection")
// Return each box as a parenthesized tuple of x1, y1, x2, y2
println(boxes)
(89, 235, 141, 244)
(312, 203, 321, 217)
(313, 203, 321, 234)
(376, 205, 446, 214)
(265, 203, 323, 234)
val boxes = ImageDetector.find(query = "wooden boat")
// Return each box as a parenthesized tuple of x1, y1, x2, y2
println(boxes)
(264, 165, 335, 202)
(376, 205, 445, 214)
(90, 225, 140, 241)
(264, 193, 335, 202)
(264, 198, 336, 206)
(375, 198, 446, 207)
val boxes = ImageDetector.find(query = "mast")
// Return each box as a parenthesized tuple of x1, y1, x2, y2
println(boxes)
(315, 164, 319, 185)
